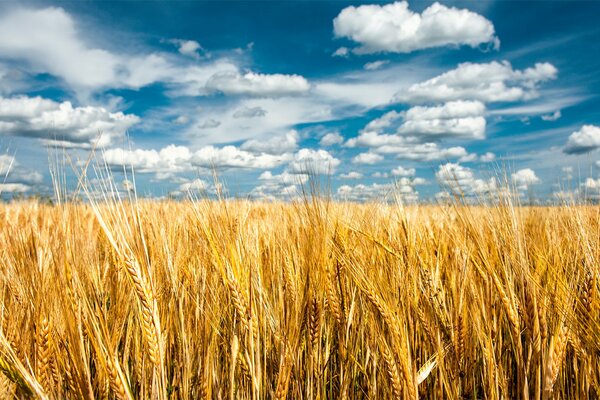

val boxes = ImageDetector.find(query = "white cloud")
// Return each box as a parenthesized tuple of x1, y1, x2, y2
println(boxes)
(193, 145, 291, 169)
(364, 60, 389, 70)
(345, 131, 405, 148)
(332, 47, 349, 57)
(103, 143, 291, 178)
(346, 131, 473, 162)
(337, 179, 419, 202)
(340, 171, 363, 179)
(552, 178, 600, 203)
(563, 125, 600, 154)
(359, 101, 486, 141)
(372, 172, 389, 178)
(480, 152, 496, 162)
(288, 148, 340, 175)
(170, 39, 203, 59)
(379, 142, 470, 161)
(512, 168, 540, 190)
(250, 171, 309, 200)
(320, 132, 344, 146)
(364, 110, 402, 132)
(333, 1, 498, 54)
(397, 100, 486, 139)
(0, 95, 139, 147)
(206, 71, 310, 97)
(583, 178, 600, 190)
(541, 110, 561, 121)
(259, 170, 309, 185)
(103, 145, 193, 178)
(0, 183, 31, 193)
(0, 7, 123, 90)
(0, 7, 208, 94)
(436, 162, 497, 195)
(179, 178, 209, 192)
(352, 152, 384, 164)
(0, 154, 43, 194)
(0, 7, 308, 101)
(391, 166, 415, 177)
(0, 154, 14, 176)
(397, 61, 557, 104)
(241, 130, 298, 155)
(233, 106, 267, 118)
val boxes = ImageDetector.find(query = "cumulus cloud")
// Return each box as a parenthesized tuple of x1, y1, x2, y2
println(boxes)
(345, 131, 405, 148)
(584, 177, 600, 188)
(288, 148, 340, 175)
(240, 130, 298, 155)
(259, 170, 309, 186)
(436, 162, 497, 195)
(103, 143, 292, 178)
(179, 178, 210, 192)
(250, 171, 309, 201)
(363, 110, 402, 132)
(358, 101, 486, 141)
(397, 100, 486, 139)
(169, 39, 204, 59)
(396, 61, 557, 104)
(352, 152, 384, 165)
(563, 125, 600, 154)
(206, 71, 310, 97)
(340, 171, 363, 179)
(552, 178, 600, 203)
(512, 168, 540, 190)
(192, 145, 291, 169)
(391, 166, 415, 177)
(0, 95, 139, 147)
(0, 183, 31, 193)
(346, 131, 473, 162)
(337, 177, 421, 202)
(103, 145, 193, 178)
(319, 132, 344, 146)
(333, 1, 498, 54)
(480, 152, 496, 162)
(0, 154, 43, 193)
(372, 172, 389, 178)
(393, 143, 472, 162)
(233, 106, 267, 118)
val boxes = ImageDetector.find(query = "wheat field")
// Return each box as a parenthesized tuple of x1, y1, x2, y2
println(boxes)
(0, 196, 598, 399)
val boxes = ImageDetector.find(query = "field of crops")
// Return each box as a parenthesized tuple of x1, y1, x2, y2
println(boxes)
(0, 198, 598, 399)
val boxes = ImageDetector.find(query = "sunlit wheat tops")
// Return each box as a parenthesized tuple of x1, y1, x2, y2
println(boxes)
(0, 195, 598, 398)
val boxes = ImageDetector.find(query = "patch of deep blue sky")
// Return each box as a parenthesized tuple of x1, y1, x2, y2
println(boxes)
(2, 0, 600, 200)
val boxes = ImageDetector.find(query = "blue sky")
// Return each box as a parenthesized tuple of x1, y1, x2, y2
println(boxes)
(1, 0, 600, 202)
